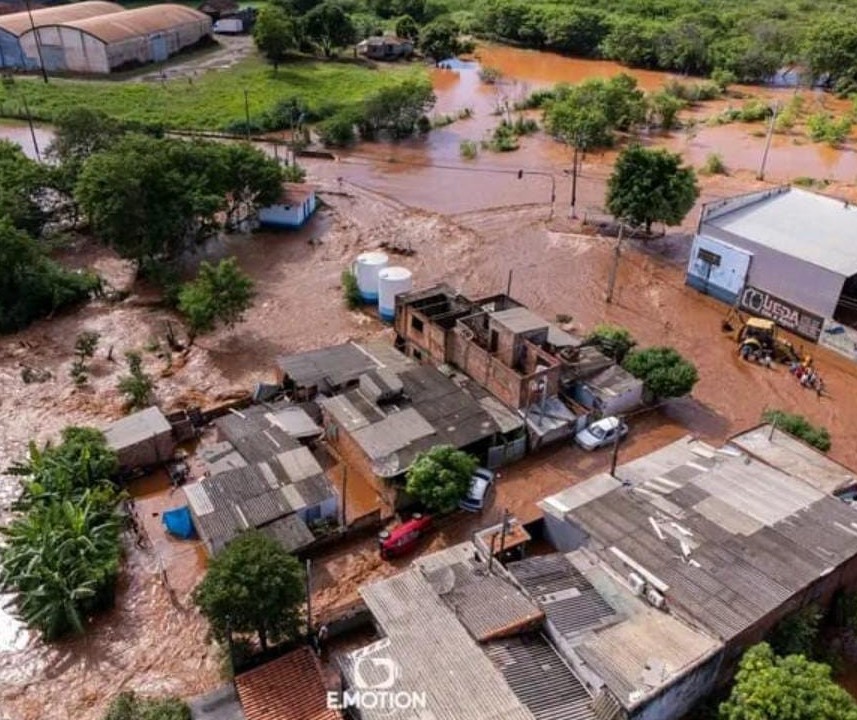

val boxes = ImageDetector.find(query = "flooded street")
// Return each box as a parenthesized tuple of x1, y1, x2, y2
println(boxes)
(4, 43, 857, 718)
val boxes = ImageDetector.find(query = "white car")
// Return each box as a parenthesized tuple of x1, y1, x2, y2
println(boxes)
(459, 467, 495, 512)
(574, 416, 629, 451)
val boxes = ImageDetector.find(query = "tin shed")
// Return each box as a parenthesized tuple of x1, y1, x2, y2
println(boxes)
(104, 406, 175, 470)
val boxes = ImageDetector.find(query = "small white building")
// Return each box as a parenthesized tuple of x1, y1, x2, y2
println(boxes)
(258, 183, 317, 229)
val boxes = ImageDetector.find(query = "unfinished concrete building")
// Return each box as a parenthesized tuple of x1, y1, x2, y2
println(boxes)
(394, 285, 577, 410)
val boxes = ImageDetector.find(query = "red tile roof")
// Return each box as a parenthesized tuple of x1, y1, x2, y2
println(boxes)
(235, 646, 341, 720)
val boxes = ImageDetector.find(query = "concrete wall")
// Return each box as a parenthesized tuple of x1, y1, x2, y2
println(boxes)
(686, 234, 753, 305)
(322, 410, 397, 508)
(631, 651, 723, 720)
(450, 330, 524, 407)
(701, 223, 845, 318)
(396, 306, 449, 364)
(112, 430, 176, 470)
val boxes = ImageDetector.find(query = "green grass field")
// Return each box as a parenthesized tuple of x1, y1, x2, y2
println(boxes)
(0, 54, 424, 131)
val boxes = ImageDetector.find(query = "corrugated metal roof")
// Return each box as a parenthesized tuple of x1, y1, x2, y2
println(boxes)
(351, 407, 435, 460)
(261, 514, 314, 554)
(509, 554, 619, 639)
(103, 406, 171, 450)
(559, 436, 857, 641)
(277, 446, 323, 483)
(0, 1, 122, 37)
(352, 558, 536, 720)
(326, 365, 502, 478)
(59, 4, 210, 44)
(485, 634, 596, 720)
(729, 424, 855, 494)
(236, 646, 341, 720)
(277, 342, 381, 390)
(267, 406, 321, 439)
(423, 553, 544, 642)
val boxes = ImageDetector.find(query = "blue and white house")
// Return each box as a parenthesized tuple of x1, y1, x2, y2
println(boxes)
(258, 183, 317, 228)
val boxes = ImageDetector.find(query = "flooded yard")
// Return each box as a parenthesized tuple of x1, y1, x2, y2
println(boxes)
(3, 42, 857, 718)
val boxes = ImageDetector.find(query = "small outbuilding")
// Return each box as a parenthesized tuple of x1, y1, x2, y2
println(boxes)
(258, 183, 317, 229)
(356, 35, 413, 61)
(573, 363, 644, 416)
(104, 406, 176, 470)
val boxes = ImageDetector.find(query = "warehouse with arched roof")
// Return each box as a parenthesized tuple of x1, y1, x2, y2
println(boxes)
(0, 1, 122, 68)
(15, 3, 211, 73)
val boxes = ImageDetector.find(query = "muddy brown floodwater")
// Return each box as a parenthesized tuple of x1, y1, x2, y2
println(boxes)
(4, 43, 857, 719)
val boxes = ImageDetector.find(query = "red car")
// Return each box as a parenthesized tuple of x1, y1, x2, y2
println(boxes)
(378, 513, 433, 560)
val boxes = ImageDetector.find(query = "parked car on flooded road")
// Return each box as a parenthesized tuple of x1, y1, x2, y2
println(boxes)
(574, 416, 629, 451)
(378, 513, 433, 560)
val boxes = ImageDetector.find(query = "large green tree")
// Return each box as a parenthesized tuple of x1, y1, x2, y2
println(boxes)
(76, 136, 280, 267)
(304, 2, 356, 57)
(47, 107, 125, 173)
(419, 18, 459, 64)
(360, 78, 436, 139)
(405, 445, 477, 513)
(0, 217, 99, 333)
(204, 143, 283, 231)
(177, 257, 255, 340)
(606, 145, 699, 234)
(253, 5, 299, 70)
(623, 346, 699, 401)
(720, 643, 857, 720)
(0, 139, 52, 235)
(193, 531, 305, 651)
(804, 18, 857, 92)
(544, 75, 646, 148)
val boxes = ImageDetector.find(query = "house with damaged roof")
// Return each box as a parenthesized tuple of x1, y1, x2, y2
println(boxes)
(341, 542, 598, 720)
(319, 363, 523, 509)
(531, 433, 857, 720)
(184, 402, 338, 556)
(392, 284, 645, 448)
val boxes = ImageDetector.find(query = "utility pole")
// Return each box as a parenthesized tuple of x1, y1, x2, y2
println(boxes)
(340, 467, 348, 527)
(605, 223, 625, 304)
(305, 559, 313, 636)
(24, 0, 48, 84)
(757, 102, 779, 181)
(506, 268, 513, 297)
(609, 419, 622, 477)
(243, 89, 251, 141)
(497, 508, 511, 561)
(570, 140, 580, 218)
(21, 95, 41, 163)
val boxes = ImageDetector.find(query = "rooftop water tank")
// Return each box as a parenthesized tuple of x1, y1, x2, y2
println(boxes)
(378, 266, 413, 322)
(353, 251, 389, 303)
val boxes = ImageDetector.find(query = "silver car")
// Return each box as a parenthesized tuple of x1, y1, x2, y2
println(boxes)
(574, 416, 629, 451)
(459, 467, 495, 512)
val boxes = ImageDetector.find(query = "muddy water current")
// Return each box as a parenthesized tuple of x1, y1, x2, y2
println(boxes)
(3, 44, 857, 718)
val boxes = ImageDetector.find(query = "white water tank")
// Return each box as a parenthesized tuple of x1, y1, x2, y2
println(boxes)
(353, 251, 389, 303)
(378, 266, 413, 322)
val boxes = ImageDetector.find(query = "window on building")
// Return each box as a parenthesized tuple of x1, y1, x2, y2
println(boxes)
(489, 330, 499, 353)
(413, 348, 423, 361)
(411, 316, 424, 333)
